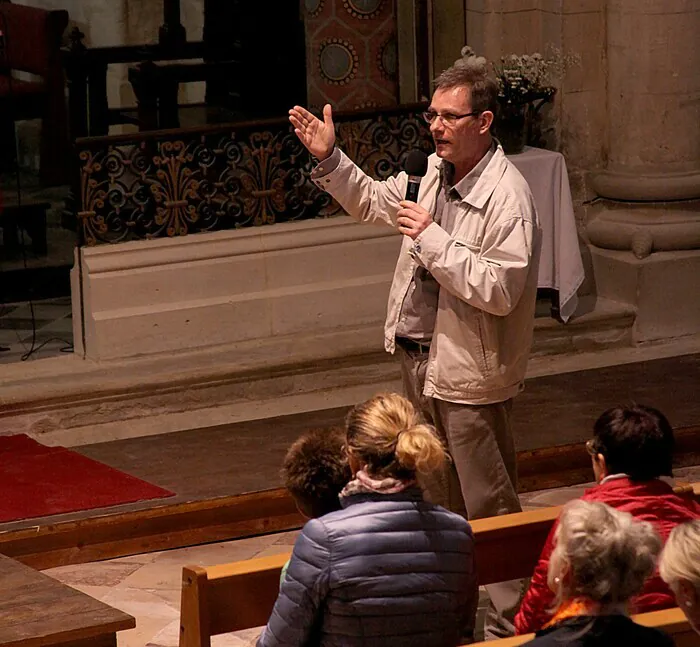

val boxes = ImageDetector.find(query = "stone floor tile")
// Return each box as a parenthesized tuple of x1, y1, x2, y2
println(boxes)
(117, 561, 183, 592)
(147, 619, 180, 647)
(151, 536, 278, 566)
(519, 483, 590, 508)
(272, 530, 301, 546)
(223, 627, 264, 646)
(250, 545, 293, 560)
(120, 616, 175, 647)
(44, 561, 143, 588)
(107, 551, 165, 566)
(100, 587, 179, 621)
(149, 587, 182, 611)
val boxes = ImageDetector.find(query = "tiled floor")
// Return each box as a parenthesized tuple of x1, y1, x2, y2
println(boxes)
(0, 176, 74, 272)
(42, 464, 700, 647)
(0, 296, 73, 363)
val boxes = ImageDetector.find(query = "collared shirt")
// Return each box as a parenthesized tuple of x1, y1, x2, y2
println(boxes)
(599, 473, 630, 485)
(396, 142, 497, 342)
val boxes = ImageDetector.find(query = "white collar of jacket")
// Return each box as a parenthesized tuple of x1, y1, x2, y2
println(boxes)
(430, 142, 508, 210)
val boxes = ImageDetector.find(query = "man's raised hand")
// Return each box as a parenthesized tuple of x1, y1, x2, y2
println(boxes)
(289, 104, 335, 161)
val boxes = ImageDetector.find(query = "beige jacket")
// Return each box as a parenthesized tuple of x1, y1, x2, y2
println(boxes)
(313, 144, 540, 404)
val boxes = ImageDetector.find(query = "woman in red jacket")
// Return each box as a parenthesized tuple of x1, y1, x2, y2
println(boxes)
(514, 404, 700, 635)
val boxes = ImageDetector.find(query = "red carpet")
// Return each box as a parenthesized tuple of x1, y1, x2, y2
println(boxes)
(0, 434, 175, 523)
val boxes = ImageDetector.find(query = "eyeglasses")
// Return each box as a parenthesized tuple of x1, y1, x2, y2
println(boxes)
(422, 110, 481, 125)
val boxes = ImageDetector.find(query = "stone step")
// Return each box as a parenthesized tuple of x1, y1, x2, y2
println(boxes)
(0, 295, 652, 448)
(532, 295, 636, 357)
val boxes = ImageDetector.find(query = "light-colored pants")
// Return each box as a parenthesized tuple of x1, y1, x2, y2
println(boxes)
(399, 345, 526, 640)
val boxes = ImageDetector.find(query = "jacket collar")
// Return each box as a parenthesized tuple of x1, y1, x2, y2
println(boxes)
(432, 142, 509, 210)
(586, 476, 676, 497)
(340, 485, 425, 509)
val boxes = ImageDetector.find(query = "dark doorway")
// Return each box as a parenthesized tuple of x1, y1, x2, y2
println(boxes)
(204, 0, 307, 118)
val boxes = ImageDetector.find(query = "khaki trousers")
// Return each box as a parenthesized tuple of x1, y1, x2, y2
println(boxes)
(399, 346, 526, 639)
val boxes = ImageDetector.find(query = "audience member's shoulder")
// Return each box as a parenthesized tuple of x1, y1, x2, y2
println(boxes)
(625, 620, 675, 647)
(601, 615, 674, 647)
(421, 501, 473, 536)
(529, 616, 673, 647)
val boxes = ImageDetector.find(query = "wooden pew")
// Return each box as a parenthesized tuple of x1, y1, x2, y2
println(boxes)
(493, 608, 696, 647)
(179, 503, 561, 647)
(180, 482, 700, 647)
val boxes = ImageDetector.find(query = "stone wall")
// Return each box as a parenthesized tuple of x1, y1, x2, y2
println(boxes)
(465, 0, 607, 223)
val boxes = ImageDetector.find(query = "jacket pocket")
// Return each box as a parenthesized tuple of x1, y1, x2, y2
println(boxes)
(454, 238, 480, 252)
(474, 313, 490, 377)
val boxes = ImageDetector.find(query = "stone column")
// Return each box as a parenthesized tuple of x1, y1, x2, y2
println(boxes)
(588, 0, 700, 256)
(587, 0, 700, 340)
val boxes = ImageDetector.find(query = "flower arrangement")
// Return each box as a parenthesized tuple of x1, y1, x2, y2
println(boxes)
(493, 52, 557, 109)
(491, 49, 567, 153)
(454, 46, 577, 152)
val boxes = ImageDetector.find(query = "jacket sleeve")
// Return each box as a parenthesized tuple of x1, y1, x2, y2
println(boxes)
(412, 213, 536, 316)
(514, 520, 558, 635)
(257, 519, 331, 647)
(312, 149, 407, 228)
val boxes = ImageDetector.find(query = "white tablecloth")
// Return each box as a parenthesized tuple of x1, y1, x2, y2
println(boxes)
(508, 147, 585, 321)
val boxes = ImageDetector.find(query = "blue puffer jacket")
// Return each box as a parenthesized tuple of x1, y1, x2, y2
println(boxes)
(257, 487, 477, 647)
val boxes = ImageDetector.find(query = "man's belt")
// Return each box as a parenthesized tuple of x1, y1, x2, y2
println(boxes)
(395, 337, 431, 354)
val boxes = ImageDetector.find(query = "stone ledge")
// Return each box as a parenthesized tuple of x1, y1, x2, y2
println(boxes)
(0, 295, 652, 447)
(532, 295, 636, 356)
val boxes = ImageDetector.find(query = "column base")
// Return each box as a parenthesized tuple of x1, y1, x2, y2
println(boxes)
(587, 200, 700, 258)
(590, 245, 700, 342)
(591, 169, 700, 202)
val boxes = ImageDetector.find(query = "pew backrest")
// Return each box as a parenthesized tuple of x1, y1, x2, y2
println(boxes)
(181, 554, 289, 647)
(494, 607, 696, 647)
(179, 481, 700, 647)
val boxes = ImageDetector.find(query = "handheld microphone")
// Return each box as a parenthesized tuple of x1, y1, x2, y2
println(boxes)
(404, 150, 428, 202)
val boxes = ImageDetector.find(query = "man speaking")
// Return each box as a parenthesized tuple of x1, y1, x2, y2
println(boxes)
(289, 48, 540, 638)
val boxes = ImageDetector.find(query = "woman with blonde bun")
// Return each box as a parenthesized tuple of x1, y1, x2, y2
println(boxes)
(659, 520, 700, 634)
(258, 393, 478, 647)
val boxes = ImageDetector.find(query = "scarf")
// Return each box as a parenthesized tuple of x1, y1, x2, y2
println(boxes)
(340, 469, 415, 498)
(543, 599, 599, 629)
(543, 598, 629, 630)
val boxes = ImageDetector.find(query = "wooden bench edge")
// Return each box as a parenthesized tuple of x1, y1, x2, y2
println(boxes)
(180, 565, 211, 647)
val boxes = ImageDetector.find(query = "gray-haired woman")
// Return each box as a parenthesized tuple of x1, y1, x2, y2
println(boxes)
(524, 500, 673, 647)
(659, 520, 700, 635)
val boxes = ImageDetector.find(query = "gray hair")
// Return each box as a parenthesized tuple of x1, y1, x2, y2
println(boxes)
(433, 46, 499, 115)
(548, 500, 662, 609)
(659, 520, 700, 593)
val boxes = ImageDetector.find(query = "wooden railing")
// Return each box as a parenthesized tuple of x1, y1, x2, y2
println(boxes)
(73, 103, 432, 246)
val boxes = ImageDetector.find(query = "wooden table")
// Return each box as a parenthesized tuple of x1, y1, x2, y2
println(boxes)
(0, 554, 135, 647)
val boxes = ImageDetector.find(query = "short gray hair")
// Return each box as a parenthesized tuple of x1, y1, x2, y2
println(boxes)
(548, 500, 661, 609)
(433, 46, 499, 114)
(659, 520, 700, 593)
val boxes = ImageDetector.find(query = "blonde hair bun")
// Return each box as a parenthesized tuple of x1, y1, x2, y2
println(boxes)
(346, 393, 446, 478)
(395, 423, 446, 475)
